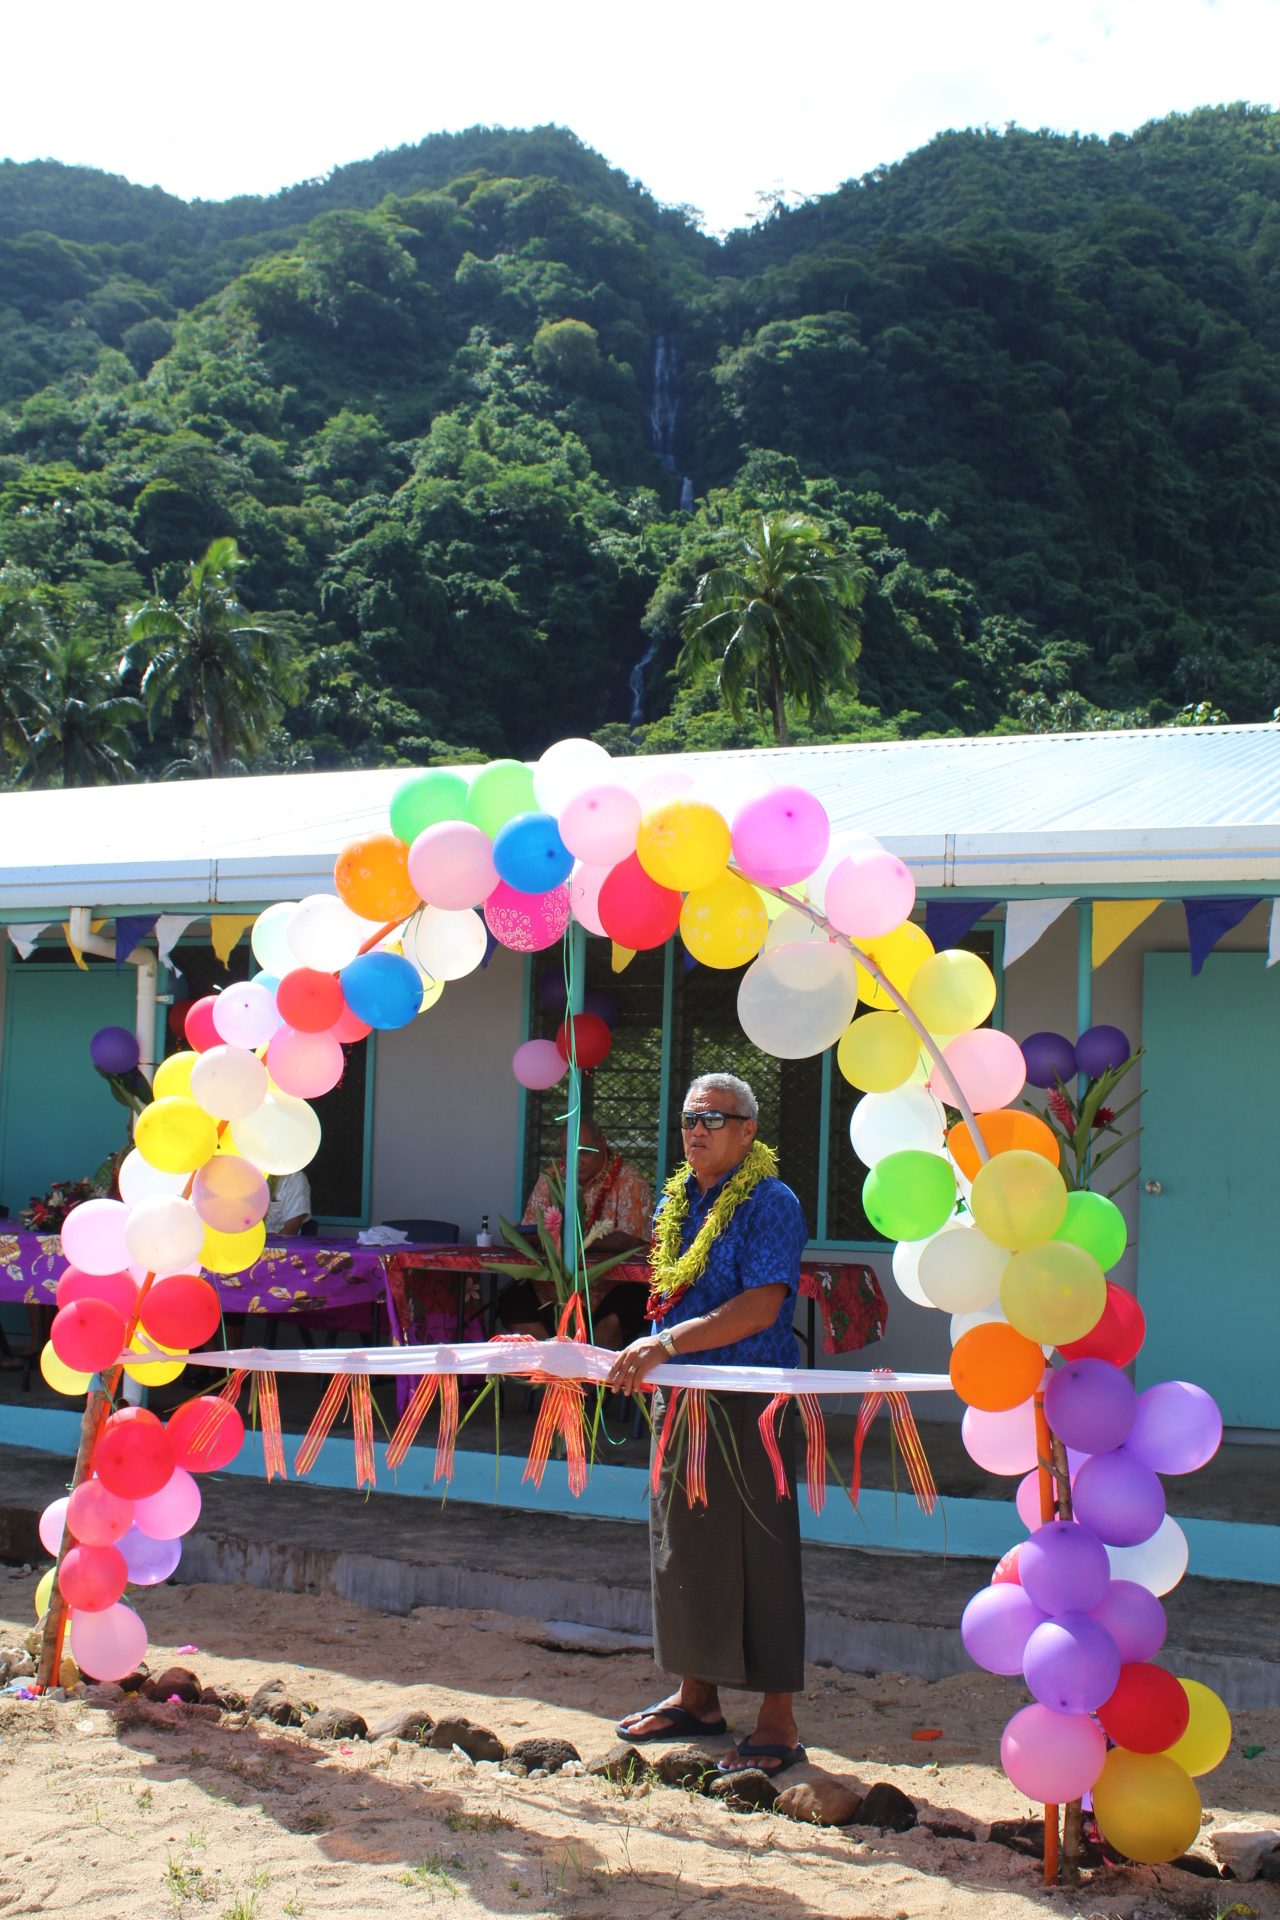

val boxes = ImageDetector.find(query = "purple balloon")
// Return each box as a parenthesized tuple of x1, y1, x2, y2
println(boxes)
(1127, 1380, 1223, 1476)
(536, 973, 568, 1013)
(1089, 1579, 1168, 1663)
(90, 1025, 141, 1074)
(1019, 1520, 1111, 1616)
(118, 1524, 182, 1586)
(961, 1582, 1048, 1675)
(1020, 1030, 1077, 1088)
(1074, 1024, 1130, 1077)
(1071, 1448, 1166, 1547)
(582, 989, 619, 1028)
(1044, 1359, 1137, 1455)
(1023, 1611, 1122, 1715)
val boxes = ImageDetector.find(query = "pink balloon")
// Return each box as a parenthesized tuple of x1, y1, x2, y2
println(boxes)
(67, 1478, 135, 1546)
(60, 1199, 132, 1276)
(512, 1039, 569, 1090)
(332, 1003, 372, 1044)
(211, 980, 281, 1050)
(38, 1496, 68, 1556)
(131, 1465, 202, 1539)
(731, 786, 831, 888)
(407, 821, 498, 911)
(929, 1029, 1027, 1109)
(191, 1155, 270, 1235)
(823, 845, 916, 939)
(962, 1397, 1041, 1476)
(568, 861, 610, 937)
(1000, 1702, 1107, 1803)
(55, 1265, 139, 1319)
(70, 1600, 149, 1682)
(558, 783, 641, 866)
(484, 881, 570, 953)
(267, 1025, 345, 1098)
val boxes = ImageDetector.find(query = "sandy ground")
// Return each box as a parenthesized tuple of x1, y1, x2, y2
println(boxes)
(0, 1572, 1276, 1920)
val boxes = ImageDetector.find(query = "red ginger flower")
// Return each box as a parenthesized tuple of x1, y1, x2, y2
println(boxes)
(1047, 1087, 1075, 1130)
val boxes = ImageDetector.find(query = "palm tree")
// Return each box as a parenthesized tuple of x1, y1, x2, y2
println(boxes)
(679, 512, 870, 745)
(0, 569, 52, 781)
(124, 538, 302, 777)
(26, 628, 141, 787)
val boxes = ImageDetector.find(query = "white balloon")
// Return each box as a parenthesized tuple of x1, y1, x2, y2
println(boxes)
(764, 906, 826, 951)
(891, 1235, 938, 1309)
(737, 941, 857, 1059)
(410, 906, 488, 982)
(918, 1221, 1009, 1313)
(251, 901, 298, 977)
(1105, 1515, 1190, 1596)
(532, 737, 612, 815)
(286, 893, 376, 972)
(118, 1149, 188, 1208)
(629, 763, 695, 810)
(849, 1085, 946, 1166)
(190, 1046, 269, 1123)
(212, 981, 282, 1051)
(124, 1194, 206, 1274)
(233, 1090, 322, 1176)
(567, 860, 610, 937)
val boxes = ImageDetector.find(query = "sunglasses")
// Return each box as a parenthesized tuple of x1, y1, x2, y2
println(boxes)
(680, 1109, 748, 1131)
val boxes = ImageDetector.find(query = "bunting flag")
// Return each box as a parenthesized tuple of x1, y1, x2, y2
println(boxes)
(6, 923, 49, 960)
(154, 915, 197, 967)
(1184, 896, 1261, 976)
(62, 918, 106, 971)
(610, 943, 636, 974)
(115, 914, 157, 967)
(210, 914, 255, 968)
(1002, 898, 1073, 967)
(1091, 899, 1160, 970)
(924, 899, 996, 950)
(1269, 900, 1280, 968)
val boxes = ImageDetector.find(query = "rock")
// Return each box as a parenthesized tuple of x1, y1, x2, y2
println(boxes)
(59, 1656, 79, 1690)
(142, 1666, 201, 1704)
(248, 1679, 307, 1728)
(654, 1744, 716, 1790)
(198, 1686, 246, 1713)
(588, 1743, 645, 1784)
(429, 1717, 506, 1763)
(369, 1705, 435, 1744)
(988, 1818, 1043, 1858)
(9, 1653, 34, 1678)
(306, 1708, 368, 1742)
(1210, 1823, 1280, 1882)
(119, 1666, 149, 1695)
(1169, 1851, 1225, 1880)
(777, 1778, 863, 1827)
(709, 1768, 779, 1811)
(508, 1736, 581, 1775)
(855, 1782, 917, 1833)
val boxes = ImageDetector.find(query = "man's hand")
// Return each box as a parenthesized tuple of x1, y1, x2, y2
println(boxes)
(606, 1334, 667, 1396)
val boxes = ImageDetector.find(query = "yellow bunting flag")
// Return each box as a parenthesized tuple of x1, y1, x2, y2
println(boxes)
(62, 918, 107, 970)
(210, 914, 256, 968)
(1092, 900, 1160, 971)
(611, 943, 636, 974)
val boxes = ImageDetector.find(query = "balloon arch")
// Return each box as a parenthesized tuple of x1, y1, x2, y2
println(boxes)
(35, 739, 1226, 1877)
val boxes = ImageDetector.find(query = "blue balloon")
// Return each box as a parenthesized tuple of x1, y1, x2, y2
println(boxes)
(1020, 1030, 1077, 1088)
(340, 952, 424, 1030)
(492, 812, 574, 894)
(119, 1525, 182, 1586)
(90, 1025, 141, 1074)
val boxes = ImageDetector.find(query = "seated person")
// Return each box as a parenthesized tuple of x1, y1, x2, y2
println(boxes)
(499, 1117, 651, 1348)
(264, 1172, 312, 1236)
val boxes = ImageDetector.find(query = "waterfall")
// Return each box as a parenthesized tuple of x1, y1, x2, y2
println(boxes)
(679, 475, 694, 512)
(629, 637, 659, 728)
(650, 335, 679, 469)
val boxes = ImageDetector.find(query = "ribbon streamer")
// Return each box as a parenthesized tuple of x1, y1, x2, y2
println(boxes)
(851, 1370, 938, 1516)
(257, 1373, 286, 1482)
(797, 1393, 827, 1515)
(294, 1374, 350, 1478)
(756, 1393, 790, 1499)
(385, 1374, 440, 1470)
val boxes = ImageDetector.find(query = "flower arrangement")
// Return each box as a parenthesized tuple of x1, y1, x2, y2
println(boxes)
(481, 1163, 633, 1312)
(22, 1177, 100, 1233)
(1026, 1050, 1144, 1195)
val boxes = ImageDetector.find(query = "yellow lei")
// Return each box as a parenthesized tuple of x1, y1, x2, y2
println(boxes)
(648, 1140, 778, 1311)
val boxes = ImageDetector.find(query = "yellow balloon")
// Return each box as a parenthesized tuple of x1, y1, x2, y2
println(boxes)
(1001, 1240, 1106, 1346)
(854, 922, 934, 1008)
(1163, 1680, 1231, 1777)
(1092, 1749, 1201, 1865)
(201, 1219, 267, 1274)
(34, 1567, 54, 1619)
(123, 1339, 188, 1386)
(907, 949, 997, 1033)
(970, 1149, 1068, 1249)
(635, 799, 730, 892)
(153, 1050, 198, 1099)
(416, 972, 445, 1013)
(135, 1095, 219, 1174)
(837, 1013, 920, 1092)
(681, 872, 769, 968)
(909, 1032, 958, 1084)
(40, 1341, 92, 1398)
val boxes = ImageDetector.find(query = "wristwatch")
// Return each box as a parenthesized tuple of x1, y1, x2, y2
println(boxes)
(657, 1327, 679, 1359)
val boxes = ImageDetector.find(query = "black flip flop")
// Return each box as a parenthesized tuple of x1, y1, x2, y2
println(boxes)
(615, 1702, 729, 1742)
(716, 1738, 807, 1777)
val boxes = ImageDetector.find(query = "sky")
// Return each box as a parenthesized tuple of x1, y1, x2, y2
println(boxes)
(6, 0, 1279, 233)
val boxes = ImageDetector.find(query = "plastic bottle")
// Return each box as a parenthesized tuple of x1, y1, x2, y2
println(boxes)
(476, 1214, 492, 1248)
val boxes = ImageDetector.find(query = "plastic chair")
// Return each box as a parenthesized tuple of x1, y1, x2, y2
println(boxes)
(382, 1218, 460, 1243)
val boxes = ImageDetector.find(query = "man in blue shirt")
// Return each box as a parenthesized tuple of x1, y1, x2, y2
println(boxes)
(608, 1072, 808, 1777)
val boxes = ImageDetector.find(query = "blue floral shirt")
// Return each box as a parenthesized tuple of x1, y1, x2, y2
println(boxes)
(655, 1168, 807, 1368)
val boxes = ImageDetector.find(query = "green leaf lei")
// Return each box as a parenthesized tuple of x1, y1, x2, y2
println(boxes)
(648, 1140, 779, 1313)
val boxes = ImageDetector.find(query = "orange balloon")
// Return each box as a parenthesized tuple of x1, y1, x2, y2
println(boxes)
(334, 833, 420, 923)
(947, 1109, 1061, 1183)
(949, 1322, 1045, 1411)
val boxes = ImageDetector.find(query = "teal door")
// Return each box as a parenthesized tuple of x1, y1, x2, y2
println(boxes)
(1137, 951, 1280, 1428)
(0, 961, 137, 1220)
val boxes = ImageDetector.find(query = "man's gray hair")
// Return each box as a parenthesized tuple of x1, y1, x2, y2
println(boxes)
(684, 1072, 758, 1121)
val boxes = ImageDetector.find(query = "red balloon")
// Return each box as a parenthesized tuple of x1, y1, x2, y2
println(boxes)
(55, 1265, 138, 1320)
(332, 1003, 372, 1044)
(168, 998, 194, 1039)
(991, 1546, 1022, 1585)
(67, 1478, 135, 1546)
(598, 853, 682, 950)
(555, 1013, 613, 1071)
(276, 968, 345, 1033)
(1059, 1281, 1146, 1367)
(1097, 1662, 1191, 1753)
(94, 1406, 175, 1500)
(166, 1395, 245, 1473)
(50, 1299, 126, 1375)
(184, 996, 222, 1052)
(58, 1542, 128, 1612)
(139, 1273, 221, 1351)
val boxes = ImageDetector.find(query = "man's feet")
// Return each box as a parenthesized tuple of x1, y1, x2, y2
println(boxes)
(716, 1735, 807, 1777)
(616, 1686, 726, 1742)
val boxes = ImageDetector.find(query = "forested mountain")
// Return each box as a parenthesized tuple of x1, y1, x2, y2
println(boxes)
(1, 106, 1277, 781)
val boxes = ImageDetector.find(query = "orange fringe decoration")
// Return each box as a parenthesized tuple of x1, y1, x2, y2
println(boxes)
(385, 1374, 440, 1470)
(798, 1393, 827, 1515)
(651, 1387, 682, 1496)
(257, 1372, 286, 1482)
(293, 1373, 349, 1477)
(756, 1393, 790, 1499)
(433, 1373, 459, 1484)
(522, 1381, 588, 1496)
(851, 1372, 937, 1515)
(684, 1387, 708, 1508)
(351, 1374, 376, 1490)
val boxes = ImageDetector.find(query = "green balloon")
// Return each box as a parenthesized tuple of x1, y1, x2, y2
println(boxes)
(389, 769, 470, 845)
(1052, 1189, 1127, 1271)
(863, 1150, 956, 1243)
(466, 759, 537, 839)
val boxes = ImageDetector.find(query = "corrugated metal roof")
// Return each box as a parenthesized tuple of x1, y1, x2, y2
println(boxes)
(0, 724, 1276, 911)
